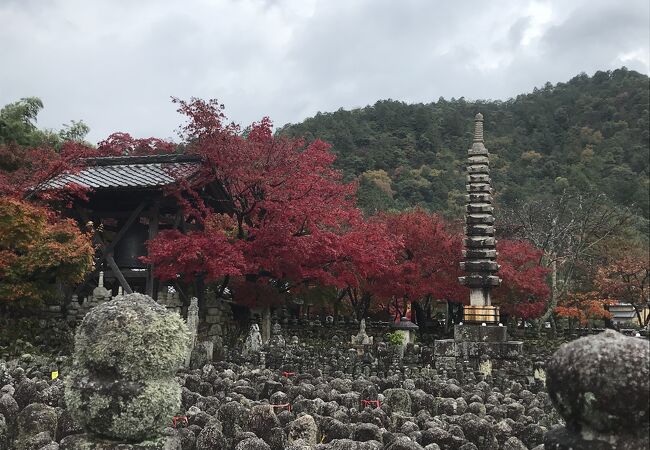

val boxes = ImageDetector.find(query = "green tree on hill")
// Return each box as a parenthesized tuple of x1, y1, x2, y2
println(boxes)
(279, 68, 649, 228)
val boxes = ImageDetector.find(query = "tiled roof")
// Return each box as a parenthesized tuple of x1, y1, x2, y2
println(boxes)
(45, 154, 202, 190)
(609, 303, 637, 320)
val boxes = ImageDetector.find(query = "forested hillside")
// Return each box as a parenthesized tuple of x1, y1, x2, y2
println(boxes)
(279, 68, 649, 226)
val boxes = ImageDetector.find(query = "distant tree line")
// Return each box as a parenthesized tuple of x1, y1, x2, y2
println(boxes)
(279, 67, 649, 229)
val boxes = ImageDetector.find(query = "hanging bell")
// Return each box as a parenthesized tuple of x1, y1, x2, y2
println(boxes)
(113, 220, 148, 269)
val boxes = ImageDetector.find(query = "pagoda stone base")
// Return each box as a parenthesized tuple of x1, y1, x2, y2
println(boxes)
(434, 324, 523, 369)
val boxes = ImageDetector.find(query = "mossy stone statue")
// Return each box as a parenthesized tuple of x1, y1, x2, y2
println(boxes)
(64, 293, 189, 444)
(545, 330, 649, 449)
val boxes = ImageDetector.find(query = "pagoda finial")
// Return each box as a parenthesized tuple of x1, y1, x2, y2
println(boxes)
(473, 113, 484, 143)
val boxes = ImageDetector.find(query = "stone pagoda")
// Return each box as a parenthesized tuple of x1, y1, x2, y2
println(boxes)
(434, 113, 522, 368)
(459, 113, 501, 323)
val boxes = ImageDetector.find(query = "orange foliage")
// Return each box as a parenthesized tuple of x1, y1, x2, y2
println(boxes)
(0, 197, 94, 304)
(555, 291, 614, 325)
(593, 254, 650, 326)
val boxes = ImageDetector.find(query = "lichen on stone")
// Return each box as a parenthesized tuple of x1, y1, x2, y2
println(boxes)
(64, 293, 189, 444)
(73, 293, 189, 381)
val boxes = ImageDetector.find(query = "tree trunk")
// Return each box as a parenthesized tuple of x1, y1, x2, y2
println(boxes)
(261, 305, 271, 344)
(537, 258, 558, 331)
(633, 305, 643, 327)
(350, 289, 372, 322)
(444, 300, 450, 334)
(549, 315, 557, 338)
(196, 275, 206, 320)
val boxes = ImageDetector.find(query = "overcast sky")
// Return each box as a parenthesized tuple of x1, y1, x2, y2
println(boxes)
(1, 0, 648, 144)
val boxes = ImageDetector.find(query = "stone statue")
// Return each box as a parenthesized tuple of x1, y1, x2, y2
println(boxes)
(544, 330, 649, 449)
(352, 319, 373, 345)
(352, 319, 373, 356)
(268, 322, 285, 347)
(63, 293, 188, 448)
(92, 271, 111, 303)
(243, 323, 263, 358)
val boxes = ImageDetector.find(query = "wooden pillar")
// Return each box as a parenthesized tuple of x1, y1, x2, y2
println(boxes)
(146, 201, 159, 298)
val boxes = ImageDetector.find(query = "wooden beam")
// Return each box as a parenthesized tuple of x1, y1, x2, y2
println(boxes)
(104, 269, 149, 278)
(73, 202, 146, 297)
(107, 254, 133, 294)
(102, 200, 147, 257)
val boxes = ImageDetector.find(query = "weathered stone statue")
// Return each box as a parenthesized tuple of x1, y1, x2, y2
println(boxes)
(352, 319, 373, 345)
(92, 271, 111, 302)
(243, 323, 263, 358)
(351, 319, 374, 356)
(62, 293, 189, 449)
(268, 322, 285, 347)
(544, 330, 649, 449)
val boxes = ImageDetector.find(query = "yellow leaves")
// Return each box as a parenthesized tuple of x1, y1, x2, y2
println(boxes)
(579, 126, 603, 145)
(205, 213, 239, 240)
(520, 150, 543, 163)
(581, 145, 595, 160)
(361, 170, 394, 198)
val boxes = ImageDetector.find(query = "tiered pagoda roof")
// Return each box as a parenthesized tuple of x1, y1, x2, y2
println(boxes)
(459, 113, 501, 289)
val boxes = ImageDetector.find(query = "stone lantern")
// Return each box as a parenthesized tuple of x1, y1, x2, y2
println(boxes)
(391, 317, 419, 347)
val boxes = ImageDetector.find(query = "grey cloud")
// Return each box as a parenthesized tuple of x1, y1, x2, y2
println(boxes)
(541, 0, 649, 58)
(0, 0, 647, 144)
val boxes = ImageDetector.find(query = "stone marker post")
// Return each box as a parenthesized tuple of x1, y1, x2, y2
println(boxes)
(185, 297, 199, 368)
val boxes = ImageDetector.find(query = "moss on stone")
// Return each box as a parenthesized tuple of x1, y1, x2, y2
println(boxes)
(107, 379, 180, 441)
(65, 293, 188, 443)
(73, 294, 189, 381)
(65, 374, 180, 442)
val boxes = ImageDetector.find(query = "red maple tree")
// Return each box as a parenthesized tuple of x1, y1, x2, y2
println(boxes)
(0, 141, 95, 204)
(594, 254, 650, 327)
(96, 132, 176, 156)
(369, 209, 466, 320)
(495, 239, 551, 320)
(145, 98, 397, 310)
